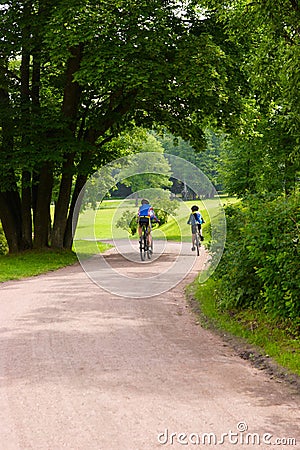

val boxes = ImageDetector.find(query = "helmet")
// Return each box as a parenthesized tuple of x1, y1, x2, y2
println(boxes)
(191, 205, 199, 212)
(141, 198, 149, 205)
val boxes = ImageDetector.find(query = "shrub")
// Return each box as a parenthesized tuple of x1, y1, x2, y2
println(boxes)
(214, 203, 262, 310)
(0, 226, 8, 255)
(214, 193, 300, 320)
(116, 210, 138, 235)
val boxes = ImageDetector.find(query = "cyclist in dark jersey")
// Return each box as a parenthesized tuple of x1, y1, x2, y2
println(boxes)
(137, 199, 159, 247)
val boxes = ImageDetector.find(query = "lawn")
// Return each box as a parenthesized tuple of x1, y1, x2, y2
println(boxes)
(0, 244, 111, 283)
(74, 196, 237, 243)
(0, 249, 78, 282)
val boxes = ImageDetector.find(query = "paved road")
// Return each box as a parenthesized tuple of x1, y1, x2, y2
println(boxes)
(0, 244, 299, 449)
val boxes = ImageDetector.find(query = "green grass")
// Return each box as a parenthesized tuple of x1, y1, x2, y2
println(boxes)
(190, 277, 300, 377)
(0, 243, 111, 283)
(156, 199, 214, 242)
(75, 196, 238, 242)
(0, 249, 78, 282)
(75, 199, 135, 240)
(73, 240, 112, 258)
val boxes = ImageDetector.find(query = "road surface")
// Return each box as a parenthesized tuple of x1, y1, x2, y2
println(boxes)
(0, 243, 299, 449)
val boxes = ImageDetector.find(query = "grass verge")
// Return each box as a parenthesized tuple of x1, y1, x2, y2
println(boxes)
(187, 277, 300, 380)
(0, 242, 111, 282)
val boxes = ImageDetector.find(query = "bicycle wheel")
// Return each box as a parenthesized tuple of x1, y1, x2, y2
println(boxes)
(139, 229, 145, 261)
(143, 230, 149, 260)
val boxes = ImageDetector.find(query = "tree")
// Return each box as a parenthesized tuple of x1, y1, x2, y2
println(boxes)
(0, 0, 243, 253)
(201, 1, 300, 324)
(157, 130, 223, 198)
(121, 134, 172, 204)
(202, 0, 300, 197)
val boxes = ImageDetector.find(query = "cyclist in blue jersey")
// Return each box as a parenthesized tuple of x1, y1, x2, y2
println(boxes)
(187, 205, 205, 251)
(137, 199, 159, 247)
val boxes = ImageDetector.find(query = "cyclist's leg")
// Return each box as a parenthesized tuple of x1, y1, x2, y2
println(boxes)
(147, 219, 152, 245)
(138, 225, 142, 239)
(191, 225, 196, 250)
(138, 219, 145, 242)
(198, 224, 204, 241)
(192, 234, 196, 250)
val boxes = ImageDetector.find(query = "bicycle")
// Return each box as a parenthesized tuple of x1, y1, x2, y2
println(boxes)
(191, 225, 203, 256)
(139, 218, 153, 261)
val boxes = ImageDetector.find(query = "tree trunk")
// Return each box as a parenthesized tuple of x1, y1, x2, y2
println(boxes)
(0, 191, 23, 253)
(21, 171, 33, 249)
(52, 153, 75, 248)
(0, 70, 24, 253)
(33, 164, 53, 249)
(64, 174, 87, 249)
(51, 44, 83, 248)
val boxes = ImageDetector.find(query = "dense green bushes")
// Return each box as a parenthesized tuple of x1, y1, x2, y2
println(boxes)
(214, 194, 300, 322)
(0, 226, 8, 255)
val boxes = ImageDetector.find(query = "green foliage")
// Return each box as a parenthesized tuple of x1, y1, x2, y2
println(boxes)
(157, 130, 223, 197)
(121, 135, 172, 192)
(214, 203, 262, 309)
(116, 210, 138, 236)
(214, 194, 300, 320)
(0, 225, 8, 255)
(219, 100, 300, 197)
(80, 171, 117, 210)
(206, 1, 300, 197)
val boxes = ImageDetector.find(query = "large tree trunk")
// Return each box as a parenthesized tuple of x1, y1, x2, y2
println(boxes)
(21, 171, 33, 249)
(64, 174, 87, 249)
(52, 153, 75, 248)
(0, 191, 23, 253)
(52, 44, 83, 248)
(0, 71, 24, 253)
(33, 164, 53, 249)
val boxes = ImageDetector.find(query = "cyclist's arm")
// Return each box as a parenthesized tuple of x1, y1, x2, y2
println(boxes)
(149, 208, 159, 223)
(187, 214, 194, 225)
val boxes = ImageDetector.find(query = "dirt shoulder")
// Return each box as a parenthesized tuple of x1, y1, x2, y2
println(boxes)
(187, 290, 300, 391)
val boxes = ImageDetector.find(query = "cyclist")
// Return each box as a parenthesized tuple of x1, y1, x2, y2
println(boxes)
(187, 205, 205, 251)
(137, 199, 159, 248)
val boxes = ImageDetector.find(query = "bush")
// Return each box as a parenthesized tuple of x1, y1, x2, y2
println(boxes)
(214, 193, 300, 320)
(0, 226, 8, 255)
(214, 203, 262, 310)
(116, 210, 138, 235)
